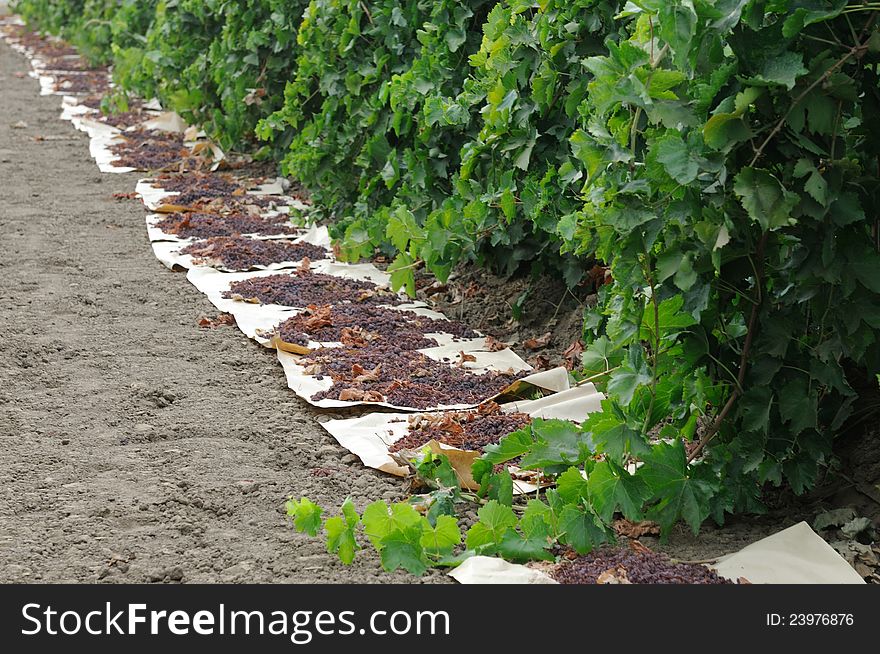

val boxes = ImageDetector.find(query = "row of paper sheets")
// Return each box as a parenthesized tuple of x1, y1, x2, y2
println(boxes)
(1, 17, 863, 585)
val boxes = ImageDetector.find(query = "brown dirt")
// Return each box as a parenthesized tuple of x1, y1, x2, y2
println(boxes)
(416, 264, 591, 370)
(0, 27, 443, 585)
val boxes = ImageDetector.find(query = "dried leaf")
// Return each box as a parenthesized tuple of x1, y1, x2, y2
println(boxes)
(562, 339, 584, 370)
(527, 354, 551, 371)
(353, 364, 381, 383)
(338, 388, 365, 401)
(614, 519, 660, 538)
(596, 567, 632, 584)
(484, 335, 508, 352)
(523, 332, 552, 350)
(627, 539, 654, 555)
(197, 313, 235, 329)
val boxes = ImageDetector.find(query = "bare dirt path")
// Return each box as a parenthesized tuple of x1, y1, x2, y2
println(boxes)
(0, 24, 436, 584)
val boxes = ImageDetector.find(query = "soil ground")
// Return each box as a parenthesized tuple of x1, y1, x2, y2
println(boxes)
(0, 27, 438, 584)
(0, 7, 875, 584)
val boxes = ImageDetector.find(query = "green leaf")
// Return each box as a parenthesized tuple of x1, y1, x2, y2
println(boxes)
(482, 427, 533, 464)
(385, 206, 422, 251)
(733, 167, 798, 230)
(286, 497, 323, 537)
(851, 253, 880, 293)
(655, 134, 700, 184)
(607, 347, 652, 406)
(804, 170, 828, 206)
(740, 386, 773, 434)
(388, 252, 416, 297)
(362, 501, 422, 549)
(379, 525, 428, 576)
(556, 466, 589, 505)
(558, 505, 608, 554)
(500, 187, 516, 221)
(581, 336, 622, 377)
(419, 515, 461, 556)
(324, 498, 361, 564)
(638, 441, 713, 534)
(658, 2, 697, 69)
(465, 500, 518, 550)
(778, 378, 818, 434)
(485, 468, 514, 506)
(829, 192, 865, 226)
(750, 51, 808, 90)
(520, 419, 594, 469)
(498, 527, 554, 562)
(588, 459, 650, 523)
(640, 294, 697, 342)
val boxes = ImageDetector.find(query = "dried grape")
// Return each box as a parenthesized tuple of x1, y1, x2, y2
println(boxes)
(180, 236, 328, 270)
(390, 403, 531, 452)
(223, 271, 404, 308)
(152, 172, 242, 200)
(304, 343, 526, 409)
(154, 212, 299, 240)
(53, 71, 109, 94)
(109, 129, 187, 170)
(551, 547, 735, 584)
(274, 303, 477, 349)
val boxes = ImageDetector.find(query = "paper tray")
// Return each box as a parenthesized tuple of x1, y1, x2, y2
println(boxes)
(319, 385, 603, 477)
(449, 522, 866, 584)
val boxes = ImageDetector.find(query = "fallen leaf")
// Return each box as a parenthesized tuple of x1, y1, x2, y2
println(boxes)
(302, 305, 333, 331)
(813, 507, 857, 532)
(523, 332, 552, 350)
(562, 339, 584, 370)
(352, 364, 381, 383)
(197, 313, 236, 329)
(527, 354, 551, 371)
(477, 401, 502, 415)
(296, 257, 312, 275)
(484, 335, 508, 352)
(339, 388, 365, 401)
(627, 539, 654, 555)
(614, 519, 660, 539)
(456, 351, 477, 367)
(340, 326, 368, 347)
(596, 567, 631, 584)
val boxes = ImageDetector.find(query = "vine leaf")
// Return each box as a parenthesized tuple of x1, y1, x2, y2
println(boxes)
(519, 419, 595, 469)
(638, 441, 713, 534)
(379, 524, 428, 576)
(588, 459, 650, 523)
(286, 497, 323, 537)
(324, 498, 361, 564)
(465, 500, 518, 550)
(419, 515, 461, 556)
(748, 51, 808, 90)
(607, 347, 652, 406)
(733, 167, 798, 230)
(362, 501, 422, 549)
(558, 505, 608, 555)
(481, 427, 533, 464)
